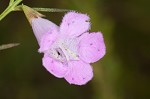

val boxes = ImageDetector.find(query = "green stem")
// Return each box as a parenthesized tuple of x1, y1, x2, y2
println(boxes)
(0, 0, 22, 21)
(9, 0, 15, 6)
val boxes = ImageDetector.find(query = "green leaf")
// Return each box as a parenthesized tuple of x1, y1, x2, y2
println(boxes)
(32, 8, 72, 12)
(14, 6, 73, 12)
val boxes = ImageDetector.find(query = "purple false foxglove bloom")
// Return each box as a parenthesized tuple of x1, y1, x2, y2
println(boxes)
(23, 6, 106, 85)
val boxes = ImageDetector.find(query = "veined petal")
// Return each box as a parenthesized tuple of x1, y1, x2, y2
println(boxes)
(60, 12, 90, 37)
(38, 30, 58, 53)
(31, 17, 59, 44)
(78, 32, 106, 63)
(42, 54, 68, 78)
(64, 60, 93, 85)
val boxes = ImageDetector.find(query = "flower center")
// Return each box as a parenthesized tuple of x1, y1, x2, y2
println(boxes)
(49, 47, 67, 62)
(48, 38, 79, 62)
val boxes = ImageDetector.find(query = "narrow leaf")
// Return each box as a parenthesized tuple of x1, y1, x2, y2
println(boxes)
(32, 8, 72, 12)
(14, 6, 73, 12)
(0, 43, 20, 50)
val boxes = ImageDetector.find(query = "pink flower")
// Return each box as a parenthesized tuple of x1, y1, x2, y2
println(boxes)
(31, 12, 106, 85)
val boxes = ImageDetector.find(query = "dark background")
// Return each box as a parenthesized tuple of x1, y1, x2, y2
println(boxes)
(0, 0, 150, 99)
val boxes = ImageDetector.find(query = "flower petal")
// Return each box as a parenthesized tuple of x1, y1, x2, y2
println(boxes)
(42, 54, 68, 78)
(78, 32, 106, 63)
(38, 30, 58, 53)
(31, 17, 59, 44)
(60, 12, 90, 37)
(64, 60, 93, 85)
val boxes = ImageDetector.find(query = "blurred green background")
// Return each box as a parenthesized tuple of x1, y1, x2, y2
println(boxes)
(0, 0, 150, 99)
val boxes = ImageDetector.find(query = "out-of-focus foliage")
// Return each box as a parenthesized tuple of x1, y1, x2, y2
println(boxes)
(0, 0, 150, 99)
(0, 43, 19, 50)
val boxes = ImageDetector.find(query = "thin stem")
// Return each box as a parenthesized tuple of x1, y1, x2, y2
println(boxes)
(0, 0, 22, 21)
(9, 0, 15, 6)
